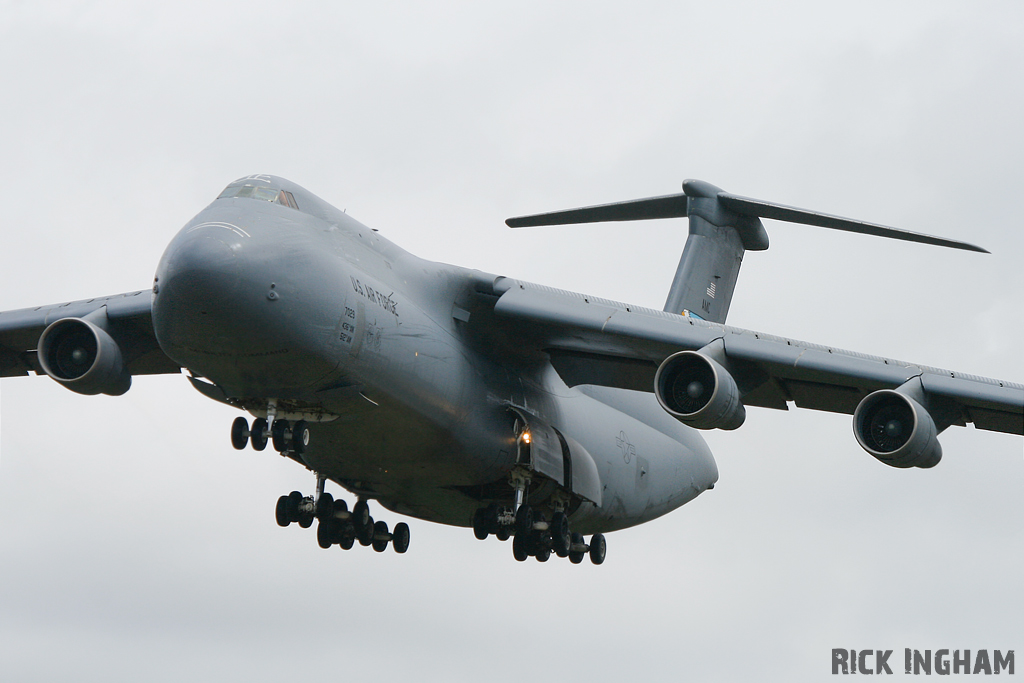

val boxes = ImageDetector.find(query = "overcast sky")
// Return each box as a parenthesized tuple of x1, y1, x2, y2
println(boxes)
(1, 2, 1022, 681)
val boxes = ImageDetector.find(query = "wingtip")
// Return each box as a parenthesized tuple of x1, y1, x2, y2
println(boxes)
(952, 240, 990, 254)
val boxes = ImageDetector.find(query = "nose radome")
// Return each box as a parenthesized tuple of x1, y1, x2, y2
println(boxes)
(152, 229, 248, 362)
(159, 233, 242, 311)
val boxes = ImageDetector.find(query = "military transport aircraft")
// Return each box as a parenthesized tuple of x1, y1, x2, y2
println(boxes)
(1, 174, 1021, 564)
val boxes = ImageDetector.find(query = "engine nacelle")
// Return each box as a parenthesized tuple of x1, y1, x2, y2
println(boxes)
(37, 318, 131, 396)
(853, 389, 942, 468)
(654, 350, 745, 430)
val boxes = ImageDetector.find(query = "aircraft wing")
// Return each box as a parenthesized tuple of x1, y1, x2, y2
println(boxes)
(490, 278, 1024, 436)
(0, 291, 180, 378)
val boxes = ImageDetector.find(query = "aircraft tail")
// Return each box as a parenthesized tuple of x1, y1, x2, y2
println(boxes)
(506, 180, 986, 325)
(661, 180, 766, 323)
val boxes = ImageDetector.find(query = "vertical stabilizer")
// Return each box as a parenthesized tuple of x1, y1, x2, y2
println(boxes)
(663, 180, 768, 324)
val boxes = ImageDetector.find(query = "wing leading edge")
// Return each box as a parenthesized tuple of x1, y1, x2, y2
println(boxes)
(490, 278, 1023, 436)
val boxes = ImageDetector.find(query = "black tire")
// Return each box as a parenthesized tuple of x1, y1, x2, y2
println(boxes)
(536, 547, 551, 562)
(357, 516, 375, 546)
(291, 420, 310, 454)
(569, 532, 585, 564)
(333, 498, 348, 514)
(271, 419, 288, 452)
(589, 533, 607, 565)
(514, 505, 533, 537)
(472, 508, 489, 540)
(298, 499, 314, 528)
(275, 495, 291, 527)
(496, 526, 511, 541)
(316, 520, 336, 549)
(372, 520, 389, 552)
(231, 417, 250, 450)
(316, 492, 334, 520)
(250, 418, 269, 451)
(512, 533, 529, 562)
(485, 503, 500, 533)
(352, 499, 370, 528)
(551, 512, 571, 557)
(339, 522, 356, 550)
(392, 522, 410, 553)
(286, 491, 303, 523)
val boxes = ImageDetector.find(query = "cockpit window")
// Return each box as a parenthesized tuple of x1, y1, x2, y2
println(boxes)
(218, 184, 299, 210)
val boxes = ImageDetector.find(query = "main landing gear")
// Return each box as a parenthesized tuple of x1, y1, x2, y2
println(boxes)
(232, 415, 309, 455)
(473, 503, 606, 565)
(275, 475, 410, 555)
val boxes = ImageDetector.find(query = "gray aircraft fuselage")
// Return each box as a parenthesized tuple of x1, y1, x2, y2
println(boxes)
(152, 175, 718, 533)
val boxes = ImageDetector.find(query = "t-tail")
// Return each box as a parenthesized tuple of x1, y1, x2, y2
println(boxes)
(506, 180, 987, 324)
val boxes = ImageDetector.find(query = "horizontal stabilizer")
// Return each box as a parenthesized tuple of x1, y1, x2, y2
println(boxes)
(716, 193, 988, 253)
(506, 180, 988, 253)
(506, 193, 688, 227)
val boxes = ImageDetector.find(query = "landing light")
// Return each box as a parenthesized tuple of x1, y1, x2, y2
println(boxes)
(520, 431, 531, 445)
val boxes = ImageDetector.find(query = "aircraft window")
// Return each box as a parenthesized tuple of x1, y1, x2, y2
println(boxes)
(218, 184, 300, 210)
(279, 190, 298, 210)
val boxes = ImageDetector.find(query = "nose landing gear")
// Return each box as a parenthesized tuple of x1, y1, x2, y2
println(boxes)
(230, 415, 309, 455)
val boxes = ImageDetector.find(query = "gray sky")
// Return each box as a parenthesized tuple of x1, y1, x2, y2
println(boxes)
(1, 2, 1022, 681)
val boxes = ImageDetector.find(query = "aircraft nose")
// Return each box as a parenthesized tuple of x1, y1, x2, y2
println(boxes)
(152, 225, 250, 360)
(159, 232, 242, 310)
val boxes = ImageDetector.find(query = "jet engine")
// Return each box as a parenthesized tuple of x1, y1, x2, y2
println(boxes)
(37, 317, 131, 396)
(853, 389, 942, 468)
(654, 350, 745, 430)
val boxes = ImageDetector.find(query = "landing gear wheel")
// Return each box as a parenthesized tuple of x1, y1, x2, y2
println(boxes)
(512, 533, 529, 562)
(551, 512, 571, 557)
(472, 508, 489, 540)
(333, 499, 348, 514)
(231, 417, 250, 450)
(297, 496, 314, 529)
(352, 500, 370, 528)
(316, 520, 337, 549)
(250, 418, 269, 451)
(271, 419, 288, 452)
(536, 547, 551, 562)
(316, 492, 334, 520)
(339, 523, 356, 550)
(275, 495, 291, 527)
(357, 516, 375, 546)
(372, 520, 390, 552)
(286, 491, 302, 523)
(291, 420, 310, 454)
(569, 532, 585, 564)
(392, 522, 410, 553)
(514, 505, 533, 538)
(589, 533, 606, 565)
(496, 526, 511, 541)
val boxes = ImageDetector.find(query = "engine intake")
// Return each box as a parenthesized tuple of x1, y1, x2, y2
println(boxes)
(38, 317, 131, 396)
(853, 389, 941, 468)
(655, 350, 745, 430)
